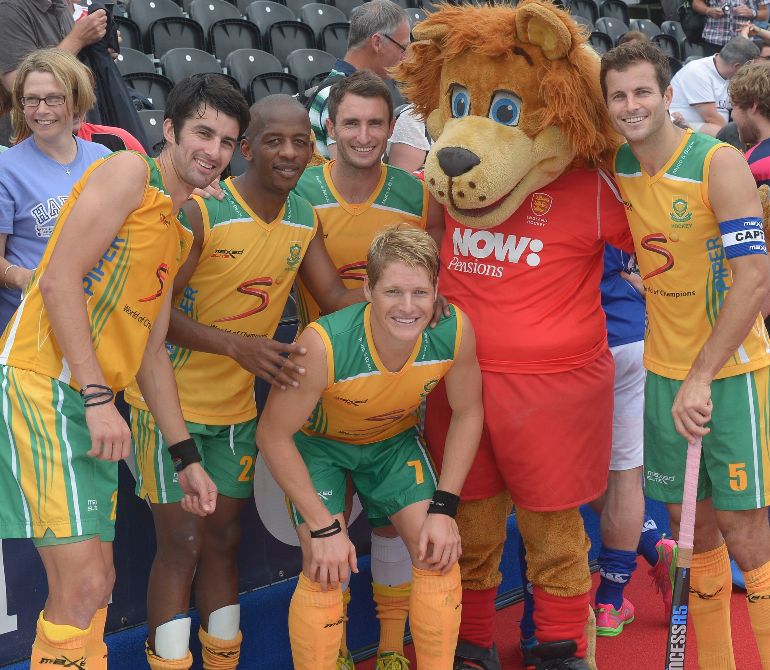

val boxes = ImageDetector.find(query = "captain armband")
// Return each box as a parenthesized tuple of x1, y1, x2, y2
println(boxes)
(718, 217, 766, 259)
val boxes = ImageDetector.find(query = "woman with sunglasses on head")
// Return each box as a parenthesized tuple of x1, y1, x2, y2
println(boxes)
(0, 47, 110, 331)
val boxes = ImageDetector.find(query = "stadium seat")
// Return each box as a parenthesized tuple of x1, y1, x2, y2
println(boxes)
(683, 40, 706, 59)
(249, 72, 300, 103)
(320, 22, 350, 58)
(588, 30, 613, 54)
(652, 33, 681, 59)
(128, 0, 182, 51)
(227, 144, 248, 178)
(161, 47, 222, 84)
(629, 18, 661, 38)
(225, 48, 283, 94)
(137, 109, 166, 156)
(594, 17, 629, 45)
(123, 72, 174, 109)
(114, 16, 143, 52)
(571, 0, 599, 23)
(300, 3, 348, 42)
(389, 0, 417, 9)
(246, 1, 297, 37)
(329, 0, 365, 19)
(235, 0, 257, 13)
(661, 20, 687, 49)
(599, 0, 629, 24)
(572, 14, 594, 31)
(283, 0, 317, 16)
(668, 55, 683, 76)
(210, 19, 262, 60)
(268, 21, 316, 64)
(189, 0, 242, 33)
(286, 48, 336, 90)
(407, 7, 427, 28)
(115, 47, 156, 77)
(149, 17, 205, 57)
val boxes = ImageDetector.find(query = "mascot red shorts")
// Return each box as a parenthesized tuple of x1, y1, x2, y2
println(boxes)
(424, 349, 614, 511)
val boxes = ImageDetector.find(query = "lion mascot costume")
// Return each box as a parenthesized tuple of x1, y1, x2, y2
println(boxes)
(394, 2, 635, 668)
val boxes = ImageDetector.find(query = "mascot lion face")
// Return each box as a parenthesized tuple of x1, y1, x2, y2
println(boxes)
(394, 0, 620, 230)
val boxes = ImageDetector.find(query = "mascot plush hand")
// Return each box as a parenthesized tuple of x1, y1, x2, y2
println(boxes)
(394, 2, 634, 669)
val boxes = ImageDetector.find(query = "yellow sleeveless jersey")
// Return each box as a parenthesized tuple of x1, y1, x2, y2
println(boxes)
(0, 152, 192, 391)
(293, 161, 428, 327)
(614, 130, 770, 380)
(124, 177, 318, 424)
(302, 302, 461, 445)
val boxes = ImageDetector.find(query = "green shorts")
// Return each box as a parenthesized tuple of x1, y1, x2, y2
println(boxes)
(0, 366, 117, 544)
(644, 368, 770, 510)
(130, 407, 256, 504)
(289, 427, 437, 528)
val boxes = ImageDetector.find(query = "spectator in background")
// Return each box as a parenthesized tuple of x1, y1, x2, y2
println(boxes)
(0, 48, 110, 331)
(0, 0, 107, 146)
(387, 104, 430, 173)
(693, 0, 769, 55)
(308, 0, 409, 159)
(729, 60, 770, 185)
(669, 36, 758, 136)
(617, 30, 651, 45)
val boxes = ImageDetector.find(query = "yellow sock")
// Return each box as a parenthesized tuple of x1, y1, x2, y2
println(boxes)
(31, 612, 90, 670)
(340, 587, 351, 656)
(199, 626, 243, 670)
(289, 572, 344, 670)
(145, 643, 193, 670)
(373, 582, 410, 655)
(85, 607, 108, 670)
(744, 559, 770, 670)
(409, 564, 461, 670)
(691, 543, 735, 670)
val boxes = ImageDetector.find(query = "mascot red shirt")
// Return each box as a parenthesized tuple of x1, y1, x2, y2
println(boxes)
(395, 2, 631, 667)
(428, 168, 632, 509)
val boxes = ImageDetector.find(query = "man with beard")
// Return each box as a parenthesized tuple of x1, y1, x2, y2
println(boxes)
(729, 60, 770, 187)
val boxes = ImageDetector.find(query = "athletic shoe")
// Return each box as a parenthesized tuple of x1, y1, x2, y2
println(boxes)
(375, 651, 410, 669)
(595, 597, 635, 637)
(520, 635, 539, 669)
(453, 641, 502, 670)
(648, 536, 678, 618)
(336, 650, 355, 670)
(530, 640, 589, 670)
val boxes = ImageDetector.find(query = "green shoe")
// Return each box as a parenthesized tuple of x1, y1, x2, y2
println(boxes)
(375, 651, 410, 670)
(336, 650, 355, 670)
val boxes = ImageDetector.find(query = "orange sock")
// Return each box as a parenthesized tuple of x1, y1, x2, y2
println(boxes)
(744, 559, 770, 670)
(409, 564, 461, 670)
(340, 587, 351, 656)
(31, 612, 90, 670)
(145, 643, 193, 670)
(288, 572, 344, 670)
(199, 626, 242, 670)
(85, 607, 108, 670)
(373, 582, 410, 655)
(691, 544, 735, 670)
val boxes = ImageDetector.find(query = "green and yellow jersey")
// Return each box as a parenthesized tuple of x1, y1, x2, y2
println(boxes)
(302, 302, 461, 445)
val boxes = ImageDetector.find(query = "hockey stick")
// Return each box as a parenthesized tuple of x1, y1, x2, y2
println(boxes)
(665, 437, 702, 670)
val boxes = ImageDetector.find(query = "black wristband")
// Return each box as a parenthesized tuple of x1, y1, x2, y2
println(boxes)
(79, 383, 112, 398)
(310, 519, 342, 539)
(83, 392, 116, 408)
(168, 438, 202, 473)
(428, 490, 460, 518)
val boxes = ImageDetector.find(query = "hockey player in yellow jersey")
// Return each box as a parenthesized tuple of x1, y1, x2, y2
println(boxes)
(257, 226, 483, 670)
(296, 70, 446, 669)
(0, 73, 250, 670)
(126, 95, 367, 670)
(602, 41, 770, 669)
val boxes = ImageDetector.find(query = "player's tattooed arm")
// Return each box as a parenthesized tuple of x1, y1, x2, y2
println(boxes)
(298, 218, 364, 312)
